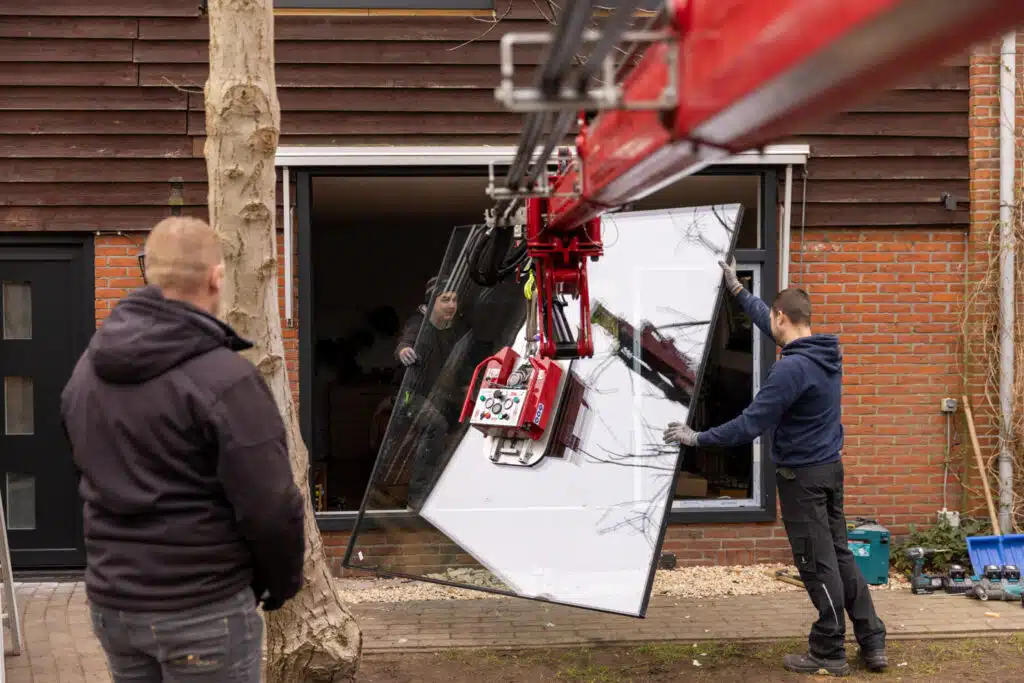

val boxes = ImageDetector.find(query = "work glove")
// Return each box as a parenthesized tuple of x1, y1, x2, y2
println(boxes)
(718, 259, 743, 296)
(398, 346, 418, 366)
(663, 421, 700, 447)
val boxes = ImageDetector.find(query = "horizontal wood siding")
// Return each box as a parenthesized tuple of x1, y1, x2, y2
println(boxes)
(0, 0, 967, 231)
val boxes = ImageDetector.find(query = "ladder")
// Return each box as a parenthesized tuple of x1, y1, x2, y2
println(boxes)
(0, 501, 23, 682)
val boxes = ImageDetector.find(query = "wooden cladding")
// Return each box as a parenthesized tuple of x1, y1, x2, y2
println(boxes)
(0, 1, 199, 17)
(0, 0, 970, 230)
(0, 17, 140, 39)
(0, 63, 138, 87)
(131, 39, 544, 65)
(139, 63, 536, 88)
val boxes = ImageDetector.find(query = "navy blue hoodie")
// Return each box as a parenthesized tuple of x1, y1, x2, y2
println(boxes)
(696, 289, 843, 468)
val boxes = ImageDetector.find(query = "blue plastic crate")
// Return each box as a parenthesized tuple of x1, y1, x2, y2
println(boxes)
(966, 534, 1024, 576)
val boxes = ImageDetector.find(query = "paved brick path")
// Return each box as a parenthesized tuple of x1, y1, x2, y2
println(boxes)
(6, 582, 1024, 681)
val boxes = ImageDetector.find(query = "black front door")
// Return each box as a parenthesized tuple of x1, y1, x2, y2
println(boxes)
(0, 236, 93, 569)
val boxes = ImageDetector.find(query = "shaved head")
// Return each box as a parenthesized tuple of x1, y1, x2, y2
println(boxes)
(144, 217, 225, 313)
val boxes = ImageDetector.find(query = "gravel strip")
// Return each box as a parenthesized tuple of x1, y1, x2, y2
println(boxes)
(336, 564, 910, 604)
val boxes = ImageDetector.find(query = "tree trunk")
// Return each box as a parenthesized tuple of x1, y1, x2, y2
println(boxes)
(204, 1, 362, 681)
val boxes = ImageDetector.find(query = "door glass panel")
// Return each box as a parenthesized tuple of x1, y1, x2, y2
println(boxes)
(2, 282, 32, 340)
(4, 376, 34, 436)
(6, 473, 36, 531)
(343, 205, 742, 616)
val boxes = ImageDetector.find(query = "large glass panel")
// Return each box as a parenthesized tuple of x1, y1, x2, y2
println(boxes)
(309, 176, 495, 512)
(2, 282, 32, 340)
(4, 376, 34, 436)
(6, 473, 36, 531)
(344, 205, 741, 616)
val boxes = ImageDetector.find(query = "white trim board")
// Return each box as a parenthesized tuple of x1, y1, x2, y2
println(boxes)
(275, 144, 810, 168)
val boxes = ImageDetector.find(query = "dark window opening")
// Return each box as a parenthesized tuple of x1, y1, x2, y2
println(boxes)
(307, 171, 765, 514)
(679, 268, 758, 500)
(310, 176, 492, 512)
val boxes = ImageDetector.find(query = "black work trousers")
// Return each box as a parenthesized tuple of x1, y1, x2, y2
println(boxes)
(776, 460, 886, 661)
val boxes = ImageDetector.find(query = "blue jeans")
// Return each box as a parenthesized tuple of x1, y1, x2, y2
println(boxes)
(90, 587, 263, 683)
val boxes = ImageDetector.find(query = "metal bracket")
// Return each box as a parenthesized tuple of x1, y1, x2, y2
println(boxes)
(484, 205, 526, 230)
(486, 153, 584, 201)
(940, 192, 968, 211)
(496, 28, 678, 113)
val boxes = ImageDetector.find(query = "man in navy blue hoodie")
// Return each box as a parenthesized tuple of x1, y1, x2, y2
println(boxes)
(664, 261, 887, 677)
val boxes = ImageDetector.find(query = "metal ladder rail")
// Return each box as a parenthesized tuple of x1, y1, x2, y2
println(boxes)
(0, 498, 23, 683)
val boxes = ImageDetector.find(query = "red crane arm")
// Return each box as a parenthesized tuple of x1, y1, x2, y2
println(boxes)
(546, 0, 1024, 232)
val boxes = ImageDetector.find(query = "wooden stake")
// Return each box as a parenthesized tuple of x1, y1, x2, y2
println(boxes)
(962, 395, 1002, 536)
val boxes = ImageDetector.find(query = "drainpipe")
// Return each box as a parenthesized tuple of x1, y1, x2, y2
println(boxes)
(998, 33, 1016, 534)
(283, 166, 294, 326)
(780, 165, 794, 288)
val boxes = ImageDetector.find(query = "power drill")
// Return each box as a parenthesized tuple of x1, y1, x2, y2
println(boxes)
(905, 547, 949, 595)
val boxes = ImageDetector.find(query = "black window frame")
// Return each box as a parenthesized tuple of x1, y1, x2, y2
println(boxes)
(295, 166, 780, 531)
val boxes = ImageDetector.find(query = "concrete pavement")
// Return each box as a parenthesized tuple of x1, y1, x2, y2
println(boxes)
(6, 581, 1024, 682)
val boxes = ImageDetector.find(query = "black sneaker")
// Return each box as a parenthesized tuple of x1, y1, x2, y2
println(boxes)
(859, 648, 888, 672)
(783, 653, 851, 677)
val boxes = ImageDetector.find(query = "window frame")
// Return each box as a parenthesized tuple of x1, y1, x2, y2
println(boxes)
(291, 155, 795, 531)
(666, 166, 778, 524)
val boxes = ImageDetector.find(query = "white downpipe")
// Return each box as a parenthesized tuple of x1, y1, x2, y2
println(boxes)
(283, 166, 294, 326)
(999, 33, 1016, 534)
(780, 165, 794, 288)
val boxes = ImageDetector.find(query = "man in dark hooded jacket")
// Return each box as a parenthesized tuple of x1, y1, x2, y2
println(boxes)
(60, 217, 304, 683)
(664, 261, 887, 677)
(393, 276, 472, 510)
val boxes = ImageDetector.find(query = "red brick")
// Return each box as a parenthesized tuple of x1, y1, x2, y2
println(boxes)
(94, 229, 300, 412)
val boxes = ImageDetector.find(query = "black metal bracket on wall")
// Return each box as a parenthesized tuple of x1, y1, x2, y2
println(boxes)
(940, 192, 968, 211)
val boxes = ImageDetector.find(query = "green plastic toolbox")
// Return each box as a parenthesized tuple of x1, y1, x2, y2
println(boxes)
(847, 520, 890, 585)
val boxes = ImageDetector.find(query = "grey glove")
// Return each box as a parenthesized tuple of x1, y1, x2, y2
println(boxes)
(663, 421, 700, 447)
(718, 259, 743, 296)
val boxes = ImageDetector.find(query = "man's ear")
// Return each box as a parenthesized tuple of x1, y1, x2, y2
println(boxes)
(210, 262, 225, 292)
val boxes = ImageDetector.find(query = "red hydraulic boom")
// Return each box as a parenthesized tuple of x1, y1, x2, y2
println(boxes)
(512, 0, 1024, 360)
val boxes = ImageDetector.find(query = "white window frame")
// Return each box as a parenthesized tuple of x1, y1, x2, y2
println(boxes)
(279, 144, 808, 521)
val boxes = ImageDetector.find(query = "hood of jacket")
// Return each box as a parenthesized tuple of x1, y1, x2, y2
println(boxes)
(780, 333, 842, 374)
(88, 286, 252, 384)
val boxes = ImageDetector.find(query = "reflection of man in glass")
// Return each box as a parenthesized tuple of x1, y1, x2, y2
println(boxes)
(394, 276, 469, 510)
(663, 260, 887, 677)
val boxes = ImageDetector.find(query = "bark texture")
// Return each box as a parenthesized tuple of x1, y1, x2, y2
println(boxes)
(204, 1, 362, 681)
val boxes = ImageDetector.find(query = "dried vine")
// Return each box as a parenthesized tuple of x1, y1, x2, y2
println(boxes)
(960, 198, 1024, 533)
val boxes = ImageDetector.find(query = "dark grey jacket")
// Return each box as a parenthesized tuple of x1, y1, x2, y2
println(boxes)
(61, 286, 304, 612)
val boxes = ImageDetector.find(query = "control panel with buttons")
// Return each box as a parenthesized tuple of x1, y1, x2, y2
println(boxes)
(470, 387, 528, 427)
(460, 346, 563, 443)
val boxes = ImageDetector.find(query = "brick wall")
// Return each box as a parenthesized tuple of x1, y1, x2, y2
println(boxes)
(965, 37, 1021, 523)
(92, 219, 970, 575)
(320, 227, 966, 574)
(93, 227, 300, 407)
(792, 228, 966, 532)
(965, 40, 999, 518)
